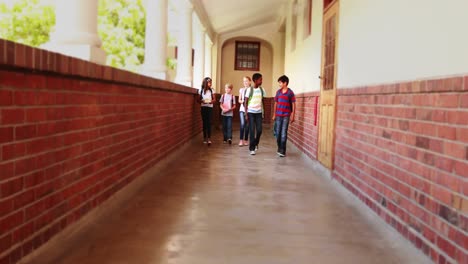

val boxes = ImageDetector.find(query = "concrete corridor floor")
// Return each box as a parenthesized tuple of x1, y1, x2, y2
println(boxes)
(27, 128, 431, 264)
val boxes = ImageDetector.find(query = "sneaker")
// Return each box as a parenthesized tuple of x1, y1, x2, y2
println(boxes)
(223, 141, 227, 144)
(239, 141, 243, 146)
(207, 140, 212, 145)
(255, 145, 258, 151)
(279, 153, 285, 157)
(243, 140, 249, 146)
(203, 140, 207, 144)
(228, 139, 232, 145)
(250, 150, 256, 155)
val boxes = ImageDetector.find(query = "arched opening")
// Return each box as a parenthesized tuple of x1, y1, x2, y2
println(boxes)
(220, 37, 274, 96)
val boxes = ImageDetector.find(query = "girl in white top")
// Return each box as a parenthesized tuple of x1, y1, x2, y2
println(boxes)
(199, 77, 215, 145)
(238, 76, 251, 146)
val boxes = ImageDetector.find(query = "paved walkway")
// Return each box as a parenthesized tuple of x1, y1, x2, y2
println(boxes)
(27, 127, 431, 264)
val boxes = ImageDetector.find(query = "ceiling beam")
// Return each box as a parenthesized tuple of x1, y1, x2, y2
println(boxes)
(190, 0, 216, 42)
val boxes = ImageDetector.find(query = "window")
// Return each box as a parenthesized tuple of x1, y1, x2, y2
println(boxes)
(303, 0, 313, 38)
(175, 47, 195, 66)
(235, 41, 260, 71)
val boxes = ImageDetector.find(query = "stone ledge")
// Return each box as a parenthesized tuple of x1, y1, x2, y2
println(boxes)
(0, 39, 196, 95)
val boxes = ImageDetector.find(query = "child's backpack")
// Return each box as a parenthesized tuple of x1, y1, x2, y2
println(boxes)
(248, 86, 265, 100)
(220, 94, 235, 113)
(246, 87, 266, 118)
(200, 88, 214, 102)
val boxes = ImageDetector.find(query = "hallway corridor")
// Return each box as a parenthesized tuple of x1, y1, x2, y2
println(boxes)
(26, 129, 431, 264)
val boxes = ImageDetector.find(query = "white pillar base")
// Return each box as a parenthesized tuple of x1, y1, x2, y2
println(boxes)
(175, 77, 192, 87)
(42, 43, 107, 65)
(140, 66, 167, 80)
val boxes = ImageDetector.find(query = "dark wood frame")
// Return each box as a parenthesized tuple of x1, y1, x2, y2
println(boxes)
(323, 0, 336, 12)
(308, 0, 313, 36)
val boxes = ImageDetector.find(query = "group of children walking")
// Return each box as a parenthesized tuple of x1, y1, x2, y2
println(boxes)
(199, 73, 296, 157)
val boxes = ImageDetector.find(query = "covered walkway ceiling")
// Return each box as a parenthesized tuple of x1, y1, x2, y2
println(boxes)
(194, 0, 289, 34)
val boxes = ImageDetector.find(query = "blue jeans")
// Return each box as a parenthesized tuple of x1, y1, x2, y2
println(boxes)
(239, 111, 249, 140)
(201, 107, 212, 139)
(222, 116, 233, 141)
(275, 116, 290, 154)
(248, 113, 263, 151)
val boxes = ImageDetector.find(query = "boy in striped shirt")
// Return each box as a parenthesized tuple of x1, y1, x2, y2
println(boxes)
(272, 75, 296, 157)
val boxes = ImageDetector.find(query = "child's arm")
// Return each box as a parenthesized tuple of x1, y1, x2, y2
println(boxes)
(290, 102, 296, 123)
(231, 96, 236, 110)
(272, 93, 278, 120)
(219, 95, 225, 112)
(244, 89, 249, 120)
(197, 90, 203, 104)
(272, 102, 277, 120)
(211, 90, 216, 103)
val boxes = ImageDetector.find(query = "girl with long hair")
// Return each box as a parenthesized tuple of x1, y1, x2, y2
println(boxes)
(199, 77, 215, 145)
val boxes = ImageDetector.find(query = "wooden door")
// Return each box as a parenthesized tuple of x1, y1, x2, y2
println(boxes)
(318, 0, 339, 169)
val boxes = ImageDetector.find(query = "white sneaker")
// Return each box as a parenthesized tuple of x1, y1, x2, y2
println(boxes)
(250, 151, 256, 155)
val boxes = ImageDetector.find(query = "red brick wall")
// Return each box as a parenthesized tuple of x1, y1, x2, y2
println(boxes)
(333, 77, 468, 264)
(0, 40, 201, 263)
(288, 92, 320, 160)
(263, 97, 274, 125)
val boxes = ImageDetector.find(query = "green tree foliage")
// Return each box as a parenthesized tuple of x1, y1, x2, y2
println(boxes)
(0, 0, 147, 72)
(0, 0, 55, 46)
(98, 0, 146, 71)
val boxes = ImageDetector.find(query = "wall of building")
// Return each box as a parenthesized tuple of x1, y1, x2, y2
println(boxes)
(288, 92, 320, 160)
(0, 39, 202, 263)
(338, 0, 468, 88)
(333, 76, 468, 264)
(284, 0, 323, 94)
(220, 38, 273, 97)
(281, 1, 468, 263)
(334, 2, 468, 262)
(216, 22, 285, 96)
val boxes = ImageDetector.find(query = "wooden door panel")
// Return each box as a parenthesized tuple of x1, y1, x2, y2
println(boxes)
(318, 0, 339, 169)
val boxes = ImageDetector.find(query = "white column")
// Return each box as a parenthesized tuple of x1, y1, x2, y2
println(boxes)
(204, 36, 213, 78)
(43, 0, 106, 64)
(175, 0, 193, 87)
(193, 22, 205, 89)
(141, 0, 168, 80)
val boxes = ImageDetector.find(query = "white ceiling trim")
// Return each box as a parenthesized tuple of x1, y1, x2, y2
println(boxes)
(190, 0, 216, 42)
